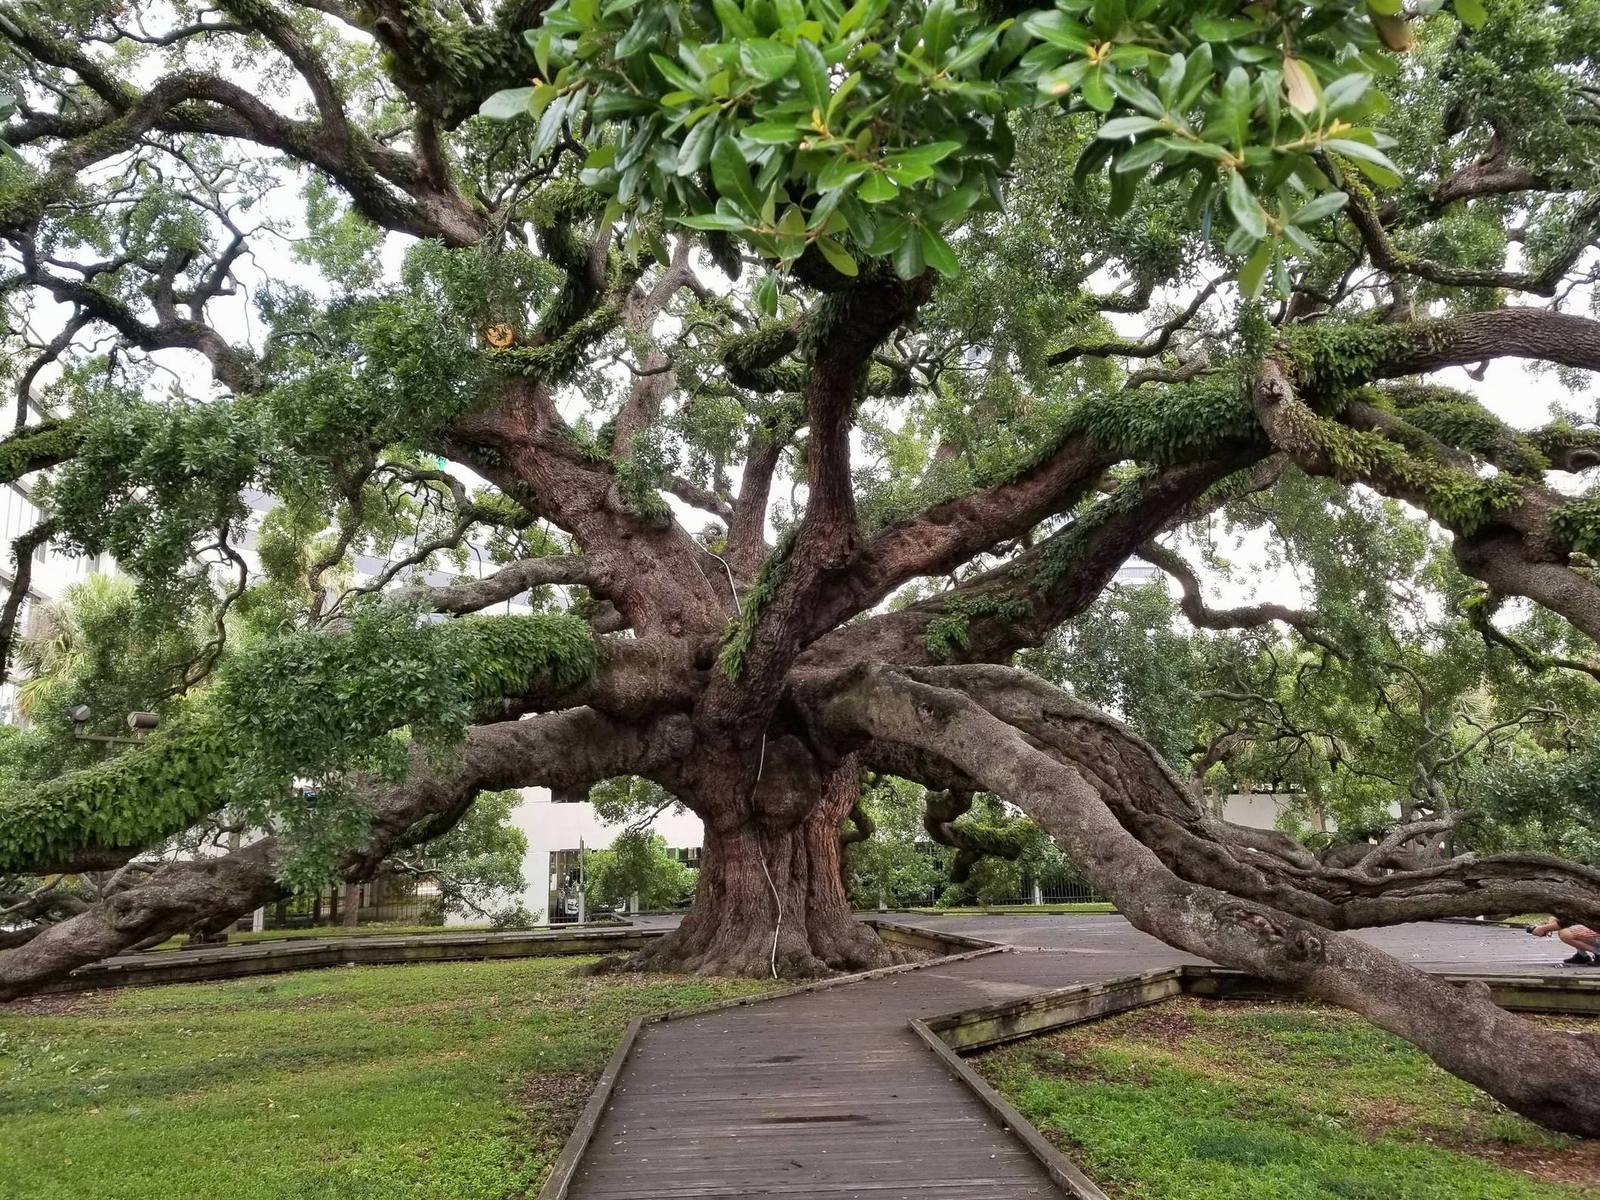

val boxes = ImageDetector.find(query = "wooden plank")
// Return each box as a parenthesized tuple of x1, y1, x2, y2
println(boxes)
(908, 1018, 1108, 1200)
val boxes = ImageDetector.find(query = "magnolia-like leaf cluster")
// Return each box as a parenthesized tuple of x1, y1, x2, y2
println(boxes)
(482, 0, 1485, 296)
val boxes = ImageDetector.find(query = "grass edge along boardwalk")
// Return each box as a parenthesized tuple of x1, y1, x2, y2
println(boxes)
(974, 997, 1600, 1200)
(0, 955, 775, 1200)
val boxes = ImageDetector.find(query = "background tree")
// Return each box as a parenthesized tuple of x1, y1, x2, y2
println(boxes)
(584, 829, 697, 912)
(3, 0, 1600, 1135)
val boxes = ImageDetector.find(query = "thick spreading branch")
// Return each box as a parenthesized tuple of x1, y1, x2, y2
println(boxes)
(0, 707, 693, 1000)
(807, 662, 1600, 1135)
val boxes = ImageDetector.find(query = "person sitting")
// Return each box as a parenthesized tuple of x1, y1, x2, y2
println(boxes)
(1529, 915, 1599, 966)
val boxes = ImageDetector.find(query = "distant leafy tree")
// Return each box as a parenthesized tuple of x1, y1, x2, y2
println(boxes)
(584, 830, 696, 911)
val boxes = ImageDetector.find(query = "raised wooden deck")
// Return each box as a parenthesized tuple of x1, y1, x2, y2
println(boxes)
(560, 916, 1590, 1200)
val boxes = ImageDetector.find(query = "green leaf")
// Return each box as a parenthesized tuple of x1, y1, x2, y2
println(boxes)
(1091, 0, 1126, 38)
(1191, 15, 1258, 41)
(1081, 68, 1114, 112)
(650, 53, 703, 95)
(1290, 192, 1350, 226)
(711, 135, 762, 215)
(778, 205, 807, 236)
(713, 0, 758, 38)
(924, 185, 982, 223)
(827, 71, 861, 123)
(892, 227, 926, 278)
(479, 88, 535, 120)
(922, 0, 957, 63)
(919, 226, 960, 277)
(1098, 116, 1164, 139)
(818, 155, 871, 192)
(836, 0, 873, 40)
(795, 38, 830, 109)
(1225, 170, 1267, 240)
(816, 236, 859, 277)
(1454, 0, 1486, 24)
(1239, 237, 1274, 298)
(884, 140, 962, 169)
(741, 39, 797, 84)
(679, 210, 751, 231)
(1115, 138, 1169, 172)
(744, 121, 804, 145)
(616, 8, 665, 57)
(859, 170, 900, 203)
(1323, 73, 1371, 114)
(756, 270, 780, 316)
(1022, 11, 1091, 51)
(676, 116, 721, 176)
(1038, 59, 1091, 97)
(1326, 137, 1401, 185)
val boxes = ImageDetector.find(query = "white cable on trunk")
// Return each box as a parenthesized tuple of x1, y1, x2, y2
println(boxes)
(758, 849, 782, 980)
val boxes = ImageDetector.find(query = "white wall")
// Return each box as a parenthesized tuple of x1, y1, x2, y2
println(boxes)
(1218, 792, 1309, 831)
(457, 786, 705, 923)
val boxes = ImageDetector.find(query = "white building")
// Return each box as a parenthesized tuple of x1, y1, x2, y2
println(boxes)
(472, 787, 704, 923)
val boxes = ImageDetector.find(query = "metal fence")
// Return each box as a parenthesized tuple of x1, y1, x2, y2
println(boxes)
(240, 878, 445, 931)
(916, 865, 1106, 908)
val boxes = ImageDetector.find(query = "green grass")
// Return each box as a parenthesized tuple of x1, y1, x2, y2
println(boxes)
(903, 902, 1117, 915)
(976, 998, 1599, 1200)
(0, 956, 774, 1200)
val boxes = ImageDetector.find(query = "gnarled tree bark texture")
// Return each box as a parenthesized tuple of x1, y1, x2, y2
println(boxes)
(5, 0, 1600, 1139)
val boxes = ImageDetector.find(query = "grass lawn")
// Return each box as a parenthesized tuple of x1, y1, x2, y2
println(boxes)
(903, 902, 1116, 915)
(976, 998, 1599, 1200)
(0, 956, 774, 1200)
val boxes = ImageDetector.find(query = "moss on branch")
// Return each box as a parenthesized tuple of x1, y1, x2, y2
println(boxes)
(716, 528, 797, 679)
(0, 611, 597, 874)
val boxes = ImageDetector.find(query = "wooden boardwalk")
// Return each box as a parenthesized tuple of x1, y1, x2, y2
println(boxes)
(563, 917, 1575, 1200)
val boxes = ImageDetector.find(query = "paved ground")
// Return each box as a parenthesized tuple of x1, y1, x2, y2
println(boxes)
(563, 915, 1575, 1200)
(904, 912, 1574, 974)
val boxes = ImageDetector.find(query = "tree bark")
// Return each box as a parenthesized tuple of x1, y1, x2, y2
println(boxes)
(629, 753, 898, 977)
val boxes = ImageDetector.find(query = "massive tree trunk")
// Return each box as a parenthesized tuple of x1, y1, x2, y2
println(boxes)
(630, 751, 897, 977)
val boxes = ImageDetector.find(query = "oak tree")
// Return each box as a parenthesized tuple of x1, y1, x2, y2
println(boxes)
(3, 0, 1600, 1135)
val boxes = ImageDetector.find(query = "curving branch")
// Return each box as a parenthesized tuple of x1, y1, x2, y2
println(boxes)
(1046, 277, 1224, 367)
(1139, 539, 1338, 653)
(806, 661, 1600, 1135)
(396, 554, 605, 614)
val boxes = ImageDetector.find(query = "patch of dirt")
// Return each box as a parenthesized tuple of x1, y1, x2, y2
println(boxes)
(0, 989, 104, 1016)
(1022, 999, 1206, 1081)
(1431, 1133, 1600, 1194)
(517, 1069, 596, 1156)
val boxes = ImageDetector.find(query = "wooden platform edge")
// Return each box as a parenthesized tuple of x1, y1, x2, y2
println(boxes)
(44, 926, 670, 995)
(536, 1015, 645, 1200)
(909, 1016, 1109, 1200)
(1179, 964, 1600, 1015)
(926, 967, 1185, 1053)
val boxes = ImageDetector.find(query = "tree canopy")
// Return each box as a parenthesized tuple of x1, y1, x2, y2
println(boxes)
(3, 0, 1600, 1134)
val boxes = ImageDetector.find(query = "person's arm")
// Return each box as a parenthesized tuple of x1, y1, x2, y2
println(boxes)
(1530, 918, 1559, 936)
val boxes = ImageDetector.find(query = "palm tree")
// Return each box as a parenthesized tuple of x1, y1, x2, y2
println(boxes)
(14, 574, 133, 723)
